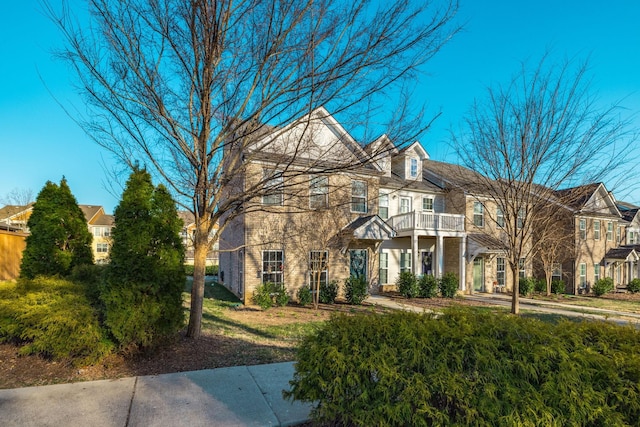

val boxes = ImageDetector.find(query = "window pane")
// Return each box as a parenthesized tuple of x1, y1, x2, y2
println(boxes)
(379, 193, 389, 219)
(351, 180, 367, 213)
(422, 197, 433, 211)
(309, 176, 328, 209)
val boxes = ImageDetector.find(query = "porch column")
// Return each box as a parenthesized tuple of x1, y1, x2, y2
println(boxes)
(436, 235, 444, 278)
(411, 234, 419, 276)
(459, 236, 466, 291)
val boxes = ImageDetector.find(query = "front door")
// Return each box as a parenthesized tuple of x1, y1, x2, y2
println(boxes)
(473, 257, 484, 292)
(349, 249, 368, 280)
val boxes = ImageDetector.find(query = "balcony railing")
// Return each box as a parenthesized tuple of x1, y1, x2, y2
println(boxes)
(387, 211, 465, 233)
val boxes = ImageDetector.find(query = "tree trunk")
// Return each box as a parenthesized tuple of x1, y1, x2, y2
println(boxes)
(186, 223, 209, 339)
(511, 265, 520, 315)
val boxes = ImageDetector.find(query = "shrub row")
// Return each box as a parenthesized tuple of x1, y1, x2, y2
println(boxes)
(260, 276, 367, 309)
(396, 272, 459, 299)
(520, 277, 566, 296)
(0, 277, 113, 366)
(184, 265, 219, 276)
(286, 308, 640, 426)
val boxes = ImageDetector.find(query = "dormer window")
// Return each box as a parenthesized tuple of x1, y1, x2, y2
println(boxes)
(410, 158, 418, 178)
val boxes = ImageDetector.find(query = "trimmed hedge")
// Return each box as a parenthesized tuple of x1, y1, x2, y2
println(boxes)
(319, 280, 338, 304)
(345, 276, 368, 305)
(0, 278, 113, 366)
(593, 277, 614, 296)
(184, 265, 219, 276)
(396, 271, 419, 298)
(286, 308, 640, 426)
(252, 282, 289, 309)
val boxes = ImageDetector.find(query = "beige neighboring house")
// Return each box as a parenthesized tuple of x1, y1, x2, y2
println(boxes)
(79, 205, 114, 264)
(0, 204, 33, 280)
(0, 203, 34, 232)
(178, 211, 219, 266)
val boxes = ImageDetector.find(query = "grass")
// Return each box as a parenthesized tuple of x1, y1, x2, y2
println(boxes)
(528, 293, 640, 314)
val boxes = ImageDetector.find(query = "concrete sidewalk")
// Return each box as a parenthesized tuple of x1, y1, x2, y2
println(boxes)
(0, 362, 312, 427)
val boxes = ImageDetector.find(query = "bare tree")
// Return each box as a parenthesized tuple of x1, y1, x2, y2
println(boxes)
(46, 0, 459, 337)
(1, 188, 34, 207)
(452, 54, 633, 314)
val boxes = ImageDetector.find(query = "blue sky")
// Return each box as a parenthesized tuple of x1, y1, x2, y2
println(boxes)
(1, 1, 639, 214)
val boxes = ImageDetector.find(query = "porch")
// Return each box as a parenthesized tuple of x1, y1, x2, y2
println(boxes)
(387, 211, 465, 235)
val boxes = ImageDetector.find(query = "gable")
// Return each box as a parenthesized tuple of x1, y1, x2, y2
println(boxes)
(583, 184, 620, 216)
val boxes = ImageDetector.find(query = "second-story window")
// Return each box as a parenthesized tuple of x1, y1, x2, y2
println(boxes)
(616, 226, 622, 244)
(579, 218, 586, 239)
(410, 158, 418, 178)
(594, 220, 600, 240)
(262, 169, 283, 205)
(496, 207, 505, 228)
(400, 197, 411, 214)
(422, 196, 434, 212)
(607, 222, 613, 241)
(309, 176, 328, 209)
(517, 208, 525, 229)
(351, 180, 367, 213)
(473, 202, 484, 227)
(378, 193, 389, 219)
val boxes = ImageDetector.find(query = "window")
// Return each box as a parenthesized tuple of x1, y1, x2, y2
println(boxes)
(473, 202, 484, 227)
(594, 220, 600, 240)
(422, 196, 434, 211)
(607, 222, 613, 241)
(96, 243, 109, 253)
(309, 176, 328, 209)
(262, 250, 284, 285)
(92, 226, 111, 237)
(400, 251, 412, 273)
(579, 218, 586, 239)
(379, 252, 388, 284)
(496, 258, 505, 287)
(351, 180, 367, 213)
(309, 251, 328, 288)
(594, 264, 600, 282)
(616, 226, 621, 244)
(579, 263, 587, 288)
(378, 193, 389, 220)
(496, 207, 504, 228)
(262, 169, 283, 205)
(410, 158, 418, 178)
(399, 197, 411, 214)
(552, 263, 562, 282)
(629, 231, 637, 245)
(519, 258, 526, 278)
(517, 208, 525, 229)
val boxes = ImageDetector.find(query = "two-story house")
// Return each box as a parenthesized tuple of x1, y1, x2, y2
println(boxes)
(80, 205, 115, 264)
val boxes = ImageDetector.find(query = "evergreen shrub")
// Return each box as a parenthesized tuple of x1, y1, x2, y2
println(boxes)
(418, 274, 438, 298)
(345, 276, 368, 305)
(319, 280, 338, 304)
(297, 286, 313, 306)
(252, 282, 289, 309)
(0, 278, 112, 366)
(592, 277, 614, 296)
(534, 278, 546, 293)
(396, 271, 418, 298)
(551, 279, 565, 294)
(519, 277, 535, 296)
(438, 272, 459, 298)
(286, 308, 640, 426)
(628, 278, 640, 293)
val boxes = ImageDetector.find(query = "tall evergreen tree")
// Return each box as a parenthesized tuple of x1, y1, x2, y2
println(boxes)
(102, 167, 185, 348)
(20, 178, 93, 279)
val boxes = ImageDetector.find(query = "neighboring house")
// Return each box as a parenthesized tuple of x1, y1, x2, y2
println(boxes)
(79, 205, 115, 264)
(550, 183, 637, 293)
(0, 203, 34, 232)
(178, 211, 219, 266)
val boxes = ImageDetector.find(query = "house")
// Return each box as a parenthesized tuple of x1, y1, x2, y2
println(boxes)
(0, 204, 33, 280)
(178, 211, 219, 266)
(0, 203, 34, 232)
(549, 183, 637, 293)
(79, 205, 115, 264)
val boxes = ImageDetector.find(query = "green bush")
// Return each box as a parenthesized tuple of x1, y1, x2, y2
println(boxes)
(0, 278, 113, 366)
(345, 276, 368, 305)
(593, 277, 614, 296)
(396, 271, 419, 298)
(438, 272, 459, 298)
(519, 276, 535, 296)
(551, 279, 565, 294)
(418, 274, 438, 298)
(628, 278, 640, 293)
(297, 286, 313, 306)
(319, 280, 338, 304)
(286, 308, 640, 426)
(252, 282, 289, 309)
(184, 265, 219, 276)
(534, 278, 546, 293)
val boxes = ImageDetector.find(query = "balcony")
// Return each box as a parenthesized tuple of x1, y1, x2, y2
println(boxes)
(387, 211, 465, 234)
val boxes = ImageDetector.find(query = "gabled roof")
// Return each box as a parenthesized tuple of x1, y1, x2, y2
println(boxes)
(79, 205, 104, 224)
(380, 171, 443, 193)
(467, 232, 507, 261)
(604, 247, 638, 262)
(341, 215, 395, 241)
(398, 141, 429, 160)
(0, 203, 33, 221)
(422, 159, 490, 194)
(554, 183, 620, 217)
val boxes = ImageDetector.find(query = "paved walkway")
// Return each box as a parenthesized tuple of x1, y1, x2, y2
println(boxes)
(0, 362, 312, 427)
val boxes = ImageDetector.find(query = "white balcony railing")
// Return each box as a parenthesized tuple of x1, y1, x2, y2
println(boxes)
(387, 211, 465, 233)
